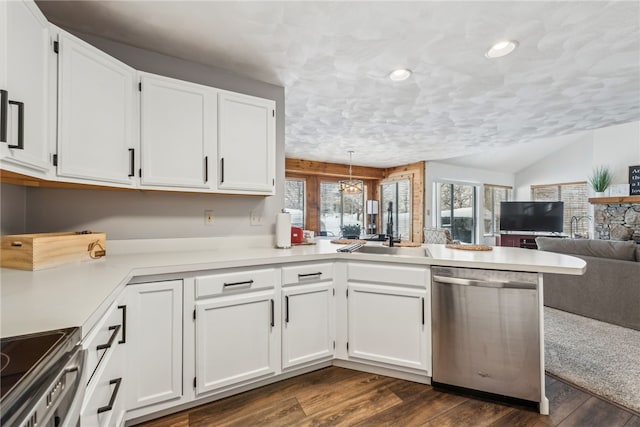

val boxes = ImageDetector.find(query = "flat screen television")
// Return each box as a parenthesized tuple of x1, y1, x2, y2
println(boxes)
(499, 201, 564, 233)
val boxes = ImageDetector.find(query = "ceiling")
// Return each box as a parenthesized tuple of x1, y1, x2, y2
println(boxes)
(37, 1, 640, 168)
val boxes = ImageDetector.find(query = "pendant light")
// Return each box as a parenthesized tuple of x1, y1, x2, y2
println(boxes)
(339, 151, 363, 194)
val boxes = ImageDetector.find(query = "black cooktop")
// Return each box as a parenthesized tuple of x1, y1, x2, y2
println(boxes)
(0, 328, 78, 402)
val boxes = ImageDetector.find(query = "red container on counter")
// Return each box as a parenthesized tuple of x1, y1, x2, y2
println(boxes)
(291, 227, 304, 244)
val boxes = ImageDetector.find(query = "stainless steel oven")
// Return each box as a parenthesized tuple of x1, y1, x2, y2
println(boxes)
(1, 328, 86, 427)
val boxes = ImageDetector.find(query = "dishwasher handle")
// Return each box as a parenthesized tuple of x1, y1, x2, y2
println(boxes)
(432, 275, 536, 290)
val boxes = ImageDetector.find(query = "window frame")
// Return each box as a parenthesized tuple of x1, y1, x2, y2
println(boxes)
(483, 184, 513, 237)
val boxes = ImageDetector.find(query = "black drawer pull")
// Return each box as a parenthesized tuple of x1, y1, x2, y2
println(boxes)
(96, 324, 121, 351)
(285, 296, 289, 323)
(270, 299, 274, 327)
(1, 90, 7, 143)
(118, 305, 127, 344)
(298, 272, 322, 279)
(128, 149, 135, 177)
(223, 280, 254, 288)
(97, 378, 122, 414)
(7, 100, 24, 149)
(421, 297, 425, 325)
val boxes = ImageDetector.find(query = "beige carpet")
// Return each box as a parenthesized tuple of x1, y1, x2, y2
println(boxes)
(544, 307, 640, 414)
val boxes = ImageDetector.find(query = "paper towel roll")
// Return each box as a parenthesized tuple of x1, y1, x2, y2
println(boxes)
(276, 212, 291, 248)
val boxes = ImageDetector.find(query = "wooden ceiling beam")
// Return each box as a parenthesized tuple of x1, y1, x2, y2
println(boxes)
(285, 158, 385, 180)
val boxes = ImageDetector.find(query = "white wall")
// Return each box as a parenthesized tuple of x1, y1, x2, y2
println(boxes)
(424, 162, 515, 243)
(13, 32, 285, 240)
(515, 121, 640, 199)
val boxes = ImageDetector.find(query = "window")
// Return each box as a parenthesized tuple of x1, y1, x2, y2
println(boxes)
(436, 182, 477, 243)
(484, 185, 512, 236)
(319, 181, 364, 237)
(531, 182, 589, 236)
(381, 180, 411, 239)
(284, 179, 305, 228)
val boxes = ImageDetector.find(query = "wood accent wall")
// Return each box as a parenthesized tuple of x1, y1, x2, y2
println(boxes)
(285, 158, 425, 242)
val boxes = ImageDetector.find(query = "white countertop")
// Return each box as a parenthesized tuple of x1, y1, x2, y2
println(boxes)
(0, 237, 585, 338)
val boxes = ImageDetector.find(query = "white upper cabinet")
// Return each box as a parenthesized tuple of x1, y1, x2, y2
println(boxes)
(139, 73, 215, 189)
(56, 30, 137, 186)
(0, 0, 51, 174)
(217, 92, 275, 194)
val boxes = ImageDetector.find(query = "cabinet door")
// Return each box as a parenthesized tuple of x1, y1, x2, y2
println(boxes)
(126, 280, 183, 409)
(140, 73, 215, 189)
(217, 92, 275, 194)
(57, 31, 136, 185)
(195, 290, 277, 394)
(348, 282, 428, 371)
(282, 282, 334, 369)
(0, 0, 50, 174)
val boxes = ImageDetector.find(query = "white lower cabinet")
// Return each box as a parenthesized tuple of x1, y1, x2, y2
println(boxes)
(281, 263, 335, 369)
(81, 302, 126, 427)
(125, 280, 183, 410)
(346, 262, 430, 373)
(194, 269, 279, 395)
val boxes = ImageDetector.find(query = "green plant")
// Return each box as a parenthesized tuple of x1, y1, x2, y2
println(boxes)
(588, 166, 613, 192)
(341, 224, 361, 237)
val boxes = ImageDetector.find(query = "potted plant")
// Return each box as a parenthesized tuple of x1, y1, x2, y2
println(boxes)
(340, 224, 361, 239)
(588, 166, 612, 197)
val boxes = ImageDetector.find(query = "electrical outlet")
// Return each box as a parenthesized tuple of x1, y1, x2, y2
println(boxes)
(250, 210, 263, 226)
(204, 210, 214, 225)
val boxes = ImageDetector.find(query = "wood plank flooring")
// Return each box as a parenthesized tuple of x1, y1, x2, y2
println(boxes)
(134, 367, 639, 427)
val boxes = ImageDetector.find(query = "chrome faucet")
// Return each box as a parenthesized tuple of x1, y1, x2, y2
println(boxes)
(387, 201, 394, 247)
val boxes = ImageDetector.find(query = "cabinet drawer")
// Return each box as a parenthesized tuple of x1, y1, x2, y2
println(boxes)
(348, 262, 427, 287)
(282, 263, 333, 286)
(81, 342, 125, 427)
(196, 268, 277, 299)
(83, 302, 125, 385)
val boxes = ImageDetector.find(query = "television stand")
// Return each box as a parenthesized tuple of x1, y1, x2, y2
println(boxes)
(498, 233, 565, 249)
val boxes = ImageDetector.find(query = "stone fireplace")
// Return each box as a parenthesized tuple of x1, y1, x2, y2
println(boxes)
(591, 196, 640, 243)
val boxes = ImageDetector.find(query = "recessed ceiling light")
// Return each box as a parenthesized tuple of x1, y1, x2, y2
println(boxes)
(485, 40, 519, 59)
(389, 68, 412, 81)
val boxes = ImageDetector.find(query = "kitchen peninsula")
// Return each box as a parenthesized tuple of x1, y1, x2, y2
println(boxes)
(1, 238, 585, 424)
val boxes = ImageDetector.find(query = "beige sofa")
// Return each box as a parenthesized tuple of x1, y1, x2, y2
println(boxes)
(536, 237, 640, 331)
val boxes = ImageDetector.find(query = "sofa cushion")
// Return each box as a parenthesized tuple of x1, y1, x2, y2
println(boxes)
(536, 237, 638, 261)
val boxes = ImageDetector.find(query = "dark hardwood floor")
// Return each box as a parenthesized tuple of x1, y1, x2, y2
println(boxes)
(135, 367, 639, 427)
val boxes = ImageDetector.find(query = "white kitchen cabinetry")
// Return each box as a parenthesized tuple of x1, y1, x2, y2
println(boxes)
(126, 280, 183, 410)
(0, 0, 51, 175)
(81, 302, 126, 427)
(194, 268, 279, 395)
(281, 263, 334, 369)
(139, 73, 216, 189)
(346, 262, 430, 373)
(217, 91, 275, 194)
(56, 29, 137, 186)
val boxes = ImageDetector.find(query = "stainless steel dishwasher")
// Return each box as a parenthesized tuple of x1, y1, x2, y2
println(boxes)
(431, 266, 541, 405)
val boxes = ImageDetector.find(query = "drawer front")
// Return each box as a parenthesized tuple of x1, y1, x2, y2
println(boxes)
(196, 268, 277, 299)
(83, 302, 125, 385)
(282, 263, 333, 286)
(81, 343, 125, 427)
(348, 262, 427, 287)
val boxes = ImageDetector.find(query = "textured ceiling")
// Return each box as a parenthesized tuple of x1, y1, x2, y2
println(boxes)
(37, 1, 640, 168)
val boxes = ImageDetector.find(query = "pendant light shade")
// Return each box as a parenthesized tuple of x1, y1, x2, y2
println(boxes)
(339, 151, 363, 194)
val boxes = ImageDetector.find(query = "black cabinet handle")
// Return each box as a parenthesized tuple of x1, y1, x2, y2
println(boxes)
(285, 296, 289, 323)
(223, 279, 253, 288)
(118, 305, 127, 344)
(97, 378, 122, 414)
(220, 157, 224, 183)
(298, 272, 322, 279)
(421, 297, 425, 325)
(204, 156, 208, 183)
(128, 149, 135, 177)
(7, 100, 24, 149)
(270, 299, 274, 327)
(96, 324, 121, 351)
(0, 90, 7, 143)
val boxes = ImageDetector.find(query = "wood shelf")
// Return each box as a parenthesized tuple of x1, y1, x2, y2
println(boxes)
(588, 195, 640, 204)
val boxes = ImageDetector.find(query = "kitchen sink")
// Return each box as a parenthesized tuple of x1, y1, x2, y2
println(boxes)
(354, 245, 428, 257)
